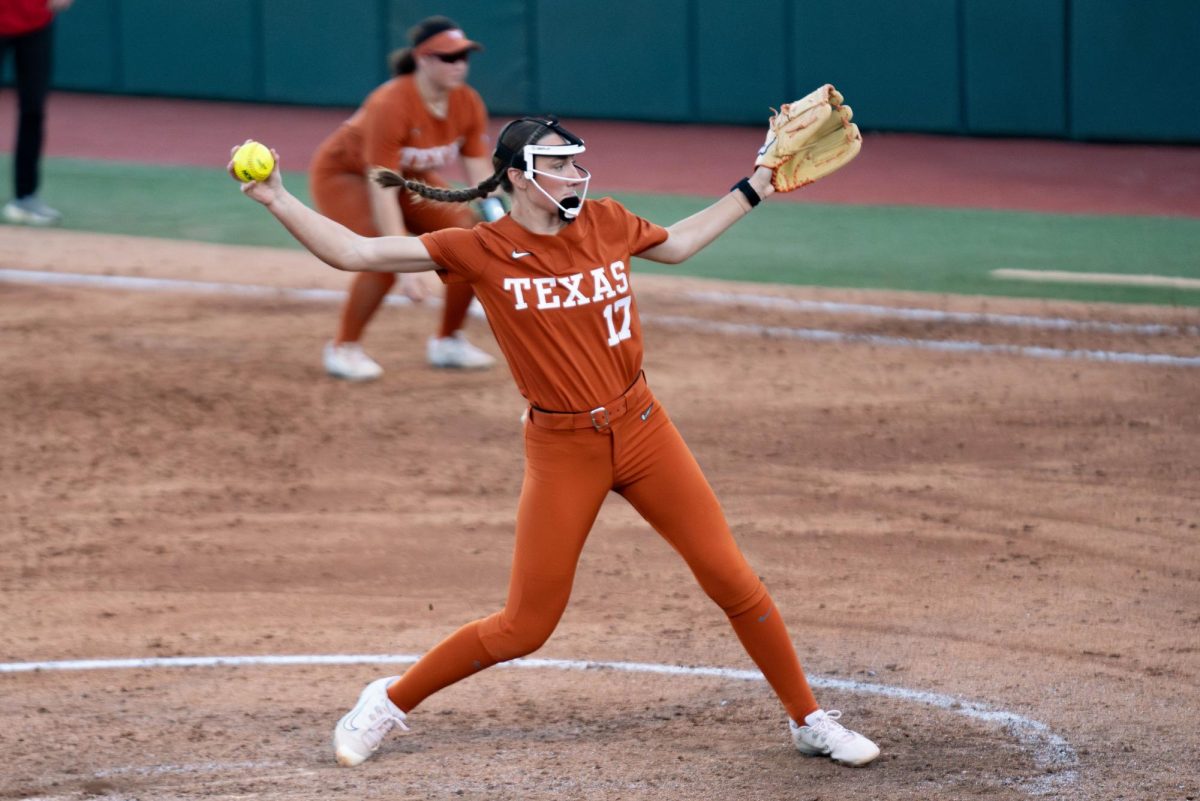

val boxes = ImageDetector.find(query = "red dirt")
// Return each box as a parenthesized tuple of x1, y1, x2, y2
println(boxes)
(1, 228, 1199, 800)
(2, 91, 1199, 801)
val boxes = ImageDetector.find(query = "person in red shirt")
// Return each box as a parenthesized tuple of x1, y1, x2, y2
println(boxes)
(232, 114, 881, 770)
(312, 16, 499, 380)
(0, 0, 73, 226)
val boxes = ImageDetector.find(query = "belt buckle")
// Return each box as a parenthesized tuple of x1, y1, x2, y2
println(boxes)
(589, 406, 610, 431)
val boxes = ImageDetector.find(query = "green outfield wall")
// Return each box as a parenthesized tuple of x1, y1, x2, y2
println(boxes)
(17, 0, 1200, 142)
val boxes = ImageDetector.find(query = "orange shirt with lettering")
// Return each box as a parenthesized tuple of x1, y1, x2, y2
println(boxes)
(322, 75, 489, 179)
(420, 198, 668, 411)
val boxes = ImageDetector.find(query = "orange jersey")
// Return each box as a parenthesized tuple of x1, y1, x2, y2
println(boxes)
(420, 198, 668, 411)
(317, 76, 489, 179)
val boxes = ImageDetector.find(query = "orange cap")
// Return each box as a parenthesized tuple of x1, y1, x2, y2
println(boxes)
(415, 28, 483, 56)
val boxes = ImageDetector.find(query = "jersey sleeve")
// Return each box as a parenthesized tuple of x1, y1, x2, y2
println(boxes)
(419, 227, 486, 284)
(360, 89, 408, 171)
(610, 198, 669, 255)
(457, 88, 490, 159)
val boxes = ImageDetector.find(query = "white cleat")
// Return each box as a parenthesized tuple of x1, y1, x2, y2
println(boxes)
(332, 676, 408, 767)
(323, 341, 384, 381)
(790, 709, 880, 767)
(426, 331, 496, 369)
(3, 195, 61, 226)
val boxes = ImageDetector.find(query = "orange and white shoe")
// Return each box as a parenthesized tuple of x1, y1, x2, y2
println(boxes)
(789, 709, 880, 766)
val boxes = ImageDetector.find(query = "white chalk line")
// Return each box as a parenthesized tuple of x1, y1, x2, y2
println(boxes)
(682, 289, 1200, 336)
(653, 314, 1200, 367)
(0, 268, 489, 318)
(4, 267, 1192, 367)
(0, 268, 437, 309)
(2, 653, 1077, 795)
(992, 268, 1200, 290)
(0, 267, 371, 303)
(93, 760, 290, 779)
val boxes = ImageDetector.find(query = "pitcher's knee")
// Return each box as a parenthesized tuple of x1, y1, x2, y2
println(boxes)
(690, 559, 768, 617)
(712, 576, 770, 619)
(477, 610, 559, 662)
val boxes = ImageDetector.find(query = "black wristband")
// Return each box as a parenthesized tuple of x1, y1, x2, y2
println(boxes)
(730, 177, 761, 208)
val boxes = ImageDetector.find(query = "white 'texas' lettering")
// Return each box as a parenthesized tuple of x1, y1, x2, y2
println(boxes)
(559, 274, 591, 308)
(590, 267, 617, 302)
(610, 260, 629, 294)
(502, 261, 630, 310)
(399, 139, 463, 172)
(503, 277, 532, 310)
(532, 277, 561, 309)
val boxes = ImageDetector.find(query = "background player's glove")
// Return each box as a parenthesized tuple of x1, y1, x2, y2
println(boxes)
(755, 84, 862, 192)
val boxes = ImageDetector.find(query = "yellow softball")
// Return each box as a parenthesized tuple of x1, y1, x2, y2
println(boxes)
(232, 141, 275, 183)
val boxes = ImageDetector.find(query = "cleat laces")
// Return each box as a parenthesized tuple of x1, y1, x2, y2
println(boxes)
(360, 704, 408, 752)
(807, 710, 856, 747)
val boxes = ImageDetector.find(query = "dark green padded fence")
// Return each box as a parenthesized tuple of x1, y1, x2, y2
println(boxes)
(963, 0, 1068, 137)
(1070, 0, 1200, 141)
(6, 0, 1197, 142)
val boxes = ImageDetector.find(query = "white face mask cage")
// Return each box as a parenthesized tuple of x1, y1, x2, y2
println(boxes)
(522, 142, 590, 220)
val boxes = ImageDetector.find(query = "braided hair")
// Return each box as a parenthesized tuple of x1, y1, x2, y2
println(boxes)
(372, 167, 502, 204)
(372, 117, 580, 204)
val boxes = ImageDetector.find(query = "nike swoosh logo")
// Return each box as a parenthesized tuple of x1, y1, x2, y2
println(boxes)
(640, 402, 654, 421)
(757, 607, 773, 623)
(511, 250, 532, 259)
(340, 698, 370, 731)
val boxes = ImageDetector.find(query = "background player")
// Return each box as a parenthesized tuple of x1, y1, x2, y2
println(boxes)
(0, 0, 73, 226)
(231, 101, 877, 771)
(311, 15, 499, 380)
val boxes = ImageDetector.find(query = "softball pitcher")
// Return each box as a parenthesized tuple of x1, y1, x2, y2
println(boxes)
(232, 90, 877, 770)
(311, 16, 499, 380)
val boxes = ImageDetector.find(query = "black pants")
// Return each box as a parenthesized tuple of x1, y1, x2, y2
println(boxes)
(0, 21, 54, 199)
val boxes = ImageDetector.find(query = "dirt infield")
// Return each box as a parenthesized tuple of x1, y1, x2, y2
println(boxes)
(2, 230, 1198, 800)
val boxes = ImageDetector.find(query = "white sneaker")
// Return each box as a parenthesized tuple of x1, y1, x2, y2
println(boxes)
(323, 341, 383, 381)
(3, 195, 62, 226)
(790, 709, 880, 767)
(332, 676, 408, 767)
(426, 331, 496, 369)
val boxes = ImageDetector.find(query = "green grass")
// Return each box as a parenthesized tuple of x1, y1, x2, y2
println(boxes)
(616, 193, 1200, 308)
(3, 158, 318, 249)
(7, 157, 1200, 307)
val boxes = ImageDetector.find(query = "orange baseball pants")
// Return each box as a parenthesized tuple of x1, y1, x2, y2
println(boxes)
(387, 375, 820, 723)
(309, 158, 480, 343)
